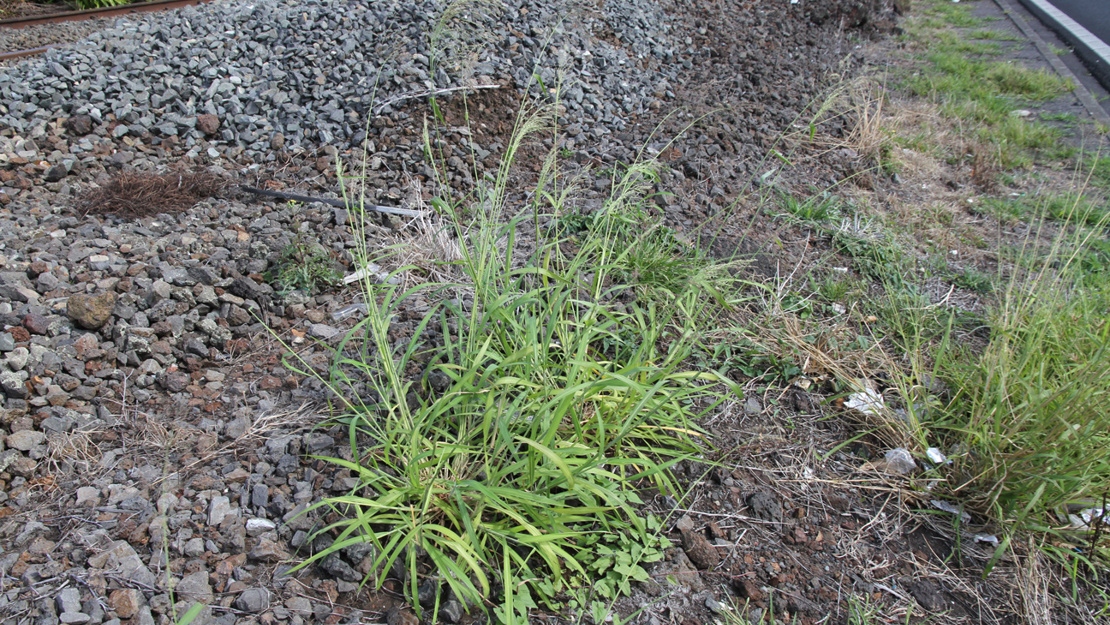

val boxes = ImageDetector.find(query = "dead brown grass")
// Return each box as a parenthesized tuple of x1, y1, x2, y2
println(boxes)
(76, 170, 229, 218)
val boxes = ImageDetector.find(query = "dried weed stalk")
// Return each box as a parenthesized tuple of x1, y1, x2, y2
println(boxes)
(47, 429, 104, 468)
(76, 170, 229, 218)
(791, 77, 893, 161)
(377, 209, 464, 288)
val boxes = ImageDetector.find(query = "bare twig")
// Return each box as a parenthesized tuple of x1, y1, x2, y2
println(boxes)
(371, 83, 502, 113)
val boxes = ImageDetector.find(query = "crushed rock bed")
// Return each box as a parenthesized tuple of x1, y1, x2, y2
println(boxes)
(0, 1, 1019, 625)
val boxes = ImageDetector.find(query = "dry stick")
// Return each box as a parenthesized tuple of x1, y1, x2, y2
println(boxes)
(239, 186, 425, 217)
(371, 83, 502, 113)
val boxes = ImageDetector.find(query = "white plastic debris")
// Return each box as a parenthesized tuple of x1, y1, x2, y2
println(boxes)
(884, 448, 917, 475)
(845, 387, 885, 417)
(926, 447, 948, 465)
(831, 303, 846, 315)
(973, 533, 999, 546)
(931, 499, 972, 524)
(332, 303, 368, 321)
(342, 262, 383, 285)
(343, 263, 400, 286)
(1069, 508, 1109, 531)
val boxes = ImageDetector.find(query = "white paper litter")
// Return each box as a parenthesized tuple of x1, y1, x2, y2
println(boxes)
(845, 387, 884, 417)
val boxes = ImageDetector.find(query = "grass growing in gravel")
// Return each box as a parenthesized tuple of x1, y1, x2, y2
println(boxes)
(287, 96, 741, 621)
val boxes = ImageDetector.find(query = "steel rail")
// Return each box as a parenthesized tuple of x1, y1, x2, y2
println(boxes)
(0, 43, 60, 61)
(0, 0, 212, 30)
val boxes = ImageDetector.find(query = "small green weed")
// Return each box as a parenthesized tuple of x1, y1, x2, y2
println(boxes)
(913, 55, 1073, 114)
(915, 0, 987, 29)
(815, 271, 861, 304)
(950, 266, 995, 294)
(700, 335, 803, 383)
(846, 594, 881, 625)
(833, 225, 912, 284)
(778, 192, 845, 226)
(265, 227, 342, 295)
(1040, 112, 1079, 125)
(927, 31, 1002, 56)
(574, 514, 670, 600)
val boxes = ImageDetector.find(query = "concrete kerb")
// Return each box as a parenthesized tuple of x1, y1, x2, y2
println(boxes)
(1014, 0, 1110, 96)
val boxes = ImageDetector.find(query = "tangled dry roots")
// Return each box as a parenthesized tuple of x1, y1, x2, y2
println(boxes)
(76, 170, 229, 218)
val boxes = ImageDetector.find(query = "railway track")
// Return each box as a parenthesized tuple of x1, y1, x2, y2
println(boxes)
(0, 0, 212, 61)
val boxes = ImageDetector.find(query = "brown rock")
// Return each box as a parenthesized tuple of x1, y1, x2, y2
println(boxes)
(783, 526, 808, 545)
(65, 115, 94, 136)
(72, 334, 102, 359)
(733, 578, 765, 602)
(67, 291, 117, 330)
(216, 553, 248, 578)
(248, 538, 291, 562)
(681, 529, 720, 570)
(162, 371, 190, 393)
(22, 313, 51, 336)
(386, 607, 419, 625)
(27, 260, 49, 278)
(108, 588, 143, 619)
(196, 114, 220, 135)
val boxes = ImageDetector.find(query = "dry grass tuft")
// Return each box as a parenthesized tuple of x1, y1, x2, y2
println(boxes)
(76, 170, 229, 218)
(47, 429, 104, 468)
(377, 211, 465, 287)
(790, 77, 894, 163)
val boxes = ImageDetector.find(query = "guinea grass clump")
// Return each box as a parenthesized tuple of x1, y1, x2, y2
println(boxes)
(285, 95, 740, 621)
(904, 195, 1110, 571)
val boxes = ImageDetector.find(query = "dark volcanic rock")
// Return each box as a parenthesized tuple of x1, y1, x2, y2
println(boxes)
(44, 164, 68, 182)
(746, 490, 783, 524)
